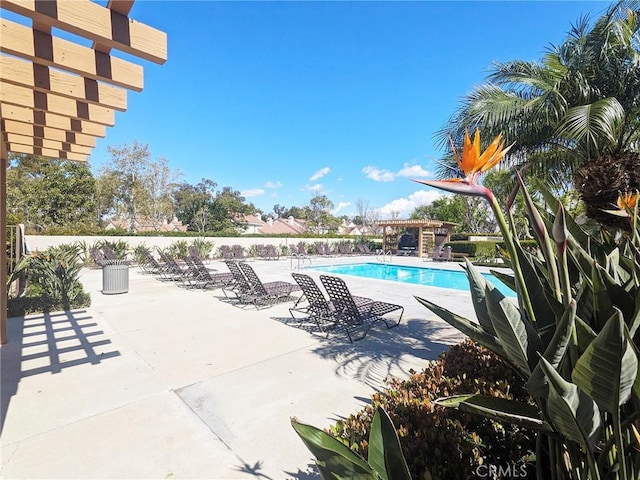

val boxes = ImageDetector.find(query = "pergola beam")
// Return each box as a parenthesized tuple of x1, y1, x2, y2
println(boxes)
(5, 133, 93, 155)
(1, 19, 144, 91)
(1, 82, 115, 125)
(2, 120, 96, 147)
(3, 0, 167, 65)
(0, 103, 107, 137)
(7, 143, 88, 162)
(0, 54, 127, 111)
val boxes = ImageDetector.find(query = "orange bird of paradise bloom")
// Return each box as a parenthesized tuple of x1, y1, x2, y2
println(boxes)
(617, 192, 638, 210)
(413, 129, 513, 198)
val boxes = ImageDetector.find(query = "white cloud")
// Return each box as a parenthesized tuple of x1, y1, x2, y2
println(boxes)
(379, 190, 446, 218)
(332, 202, 351, 215)
(397, 163, 431, 178)
(362, 165, 395, 182)
(305, 183, 323, 192)
(310, 167, 330, 181)
(264, 181, 283, 189)
(364, 163, 431, 182)
(241, 188, 265, 198)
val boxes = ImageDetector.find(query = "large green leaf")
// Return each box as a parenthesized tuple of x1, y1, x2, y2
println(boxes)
(539, 357, 602, 450)
(291, 418, 375, 479)
(513, 241, 562, 330)
(489, 269, 515, 291)
(414, 296, 506, 358)
(592, 262, 616, 331)
(461, 259, 496, 335)
(528, 300, 577, 398)
(485, 286, 542, 376)
(367, 407, 411, 480)
(629, 296, 640, 337)
(435, 394, 552, 433)
(572, 309, 639, 414)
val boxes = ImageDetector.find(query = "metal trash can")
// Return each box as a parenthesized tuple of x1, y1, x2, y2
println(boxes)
(102, 260, 129, 294)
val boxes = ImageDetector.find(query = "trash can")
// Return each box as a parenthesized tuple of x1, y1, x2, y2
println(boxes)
(102, 260, 129, 294)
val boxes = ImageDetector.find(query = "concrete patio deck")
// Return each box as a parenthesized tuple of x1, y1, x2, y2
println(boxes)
(1, 255, 487, 479)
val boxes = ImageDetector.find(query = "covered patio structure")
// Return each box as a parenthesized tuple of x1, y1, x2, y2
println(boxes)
(1, 0, 167, 344)
(378, 219, 458, 258)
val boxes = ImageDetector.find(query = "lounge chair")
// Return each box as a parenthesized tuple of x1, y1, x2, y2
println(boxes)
(264, 244, 280, 260)
(238, 262, 301, 308)
(231, 244, 250, 261)
(290, 273, 372, 335)
(139, 251, 166, 275)
(157, 250, 190, 282)
(257, 244, 279, 261)
(289, 273, 334, 331)
(337, 243, 354, 256)
(432, 245, 452, 262)
(89, 247, 109, 267)
(219, 245, 234, 260)
(185, 255, 234, 289)
(222, 262, 299, 308)
(320, 274, 404, 342)
(357, 244, 377, 255)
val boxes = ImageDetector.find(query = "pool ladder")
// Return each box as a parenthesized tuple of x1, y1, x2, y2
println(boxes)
(377, 250, 393, 263)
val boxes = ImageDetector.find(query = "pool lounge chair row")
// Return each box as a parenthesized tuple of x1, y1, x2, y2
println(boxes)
(289, 272, 404, 343)
(137, 253, 403, 342)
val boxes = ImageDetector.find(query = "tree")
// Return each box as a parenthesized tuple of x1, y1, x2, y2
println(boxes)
(306, 194, 341, 233)
(209, 187, 256, 232)
(436, 1, 640, 227)
(355, 199, 370, 229)
(172, 180, 257, 233)
(6, 154, 97, 231)
(143, 156, 181, 228)
(272, 204, 287, 218)
(99, 141, 181, 231)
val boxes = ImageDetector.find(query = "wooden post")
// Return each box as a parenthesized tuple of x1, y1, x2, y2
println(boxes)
(1, 144, 8, 344)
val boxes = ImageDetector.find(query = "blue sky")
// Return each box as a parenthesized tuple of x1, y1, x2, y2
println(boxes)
(86, 1, 608, 218)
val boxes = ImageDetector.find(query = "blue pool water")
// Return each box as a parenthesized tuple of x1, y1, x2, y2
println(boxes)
(306, 262, 516, 297)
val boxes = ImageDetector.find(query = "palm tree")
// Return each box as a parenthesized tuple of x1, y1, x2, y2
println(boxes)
(436, 1, 640, 227)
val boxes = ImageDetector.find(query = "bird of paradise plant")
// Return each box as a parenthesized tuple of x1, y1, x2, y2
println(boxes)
(292, 130, 639, 479)
(411, 130, 640, 479)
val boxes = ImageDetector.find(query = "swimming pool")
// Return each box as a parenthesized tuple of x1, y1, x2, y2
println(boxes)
(306, 262, 516, 297)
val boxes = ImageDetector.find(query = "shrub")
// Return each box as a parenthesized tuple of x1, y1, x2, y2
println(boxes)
(94, 239, 130, 259)
(327, 340, 536, 480)
(132, 244, 152, 264)
(8, 243, 91, 315)
(167, 240, 188, 258)
(189, 238, 214, 259)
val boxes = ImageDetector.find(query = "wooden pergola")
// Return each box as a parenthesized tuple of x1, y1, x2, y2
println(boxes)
(1, 0, 167, 344)
(378, 219, 458, 258)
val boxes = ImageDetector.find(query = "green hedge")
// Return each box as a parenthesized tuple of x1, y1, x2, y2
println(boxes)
(445, 240, 538, 257)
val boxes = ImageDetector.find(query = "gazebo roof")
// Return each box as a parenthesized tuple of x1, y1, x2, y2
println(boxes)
(377, 219, 458, 229)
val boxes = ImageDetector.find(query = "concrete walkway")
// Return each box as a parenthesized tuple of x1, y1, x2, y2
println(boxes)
(1, 255, 485, 479)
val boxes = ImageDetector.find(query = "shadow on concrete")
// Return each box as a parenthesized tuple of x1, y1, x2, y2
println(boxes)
(283, 463, 320, 479)
(271, 315, 462, 389)
(0, 309, 120, 434)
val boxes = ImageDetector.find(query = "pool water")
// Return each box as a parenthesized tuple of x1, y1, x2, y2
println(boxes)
(306, 262, 516, 297)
